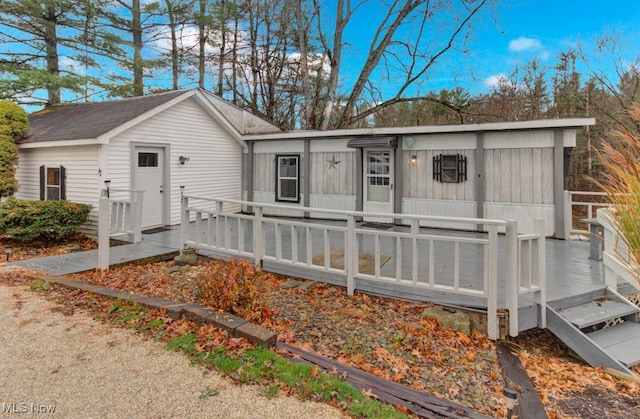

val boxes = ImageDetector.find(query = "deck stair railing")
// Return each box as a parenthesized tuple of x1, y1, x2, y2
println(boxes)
(98, 188, 144, 270)
(598, 207, 640, 292)
(180, 195, 546, 340)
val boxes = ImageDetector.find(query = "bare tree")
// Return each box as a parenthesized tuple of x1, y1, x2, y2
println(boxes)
(304, 0, 492, 129)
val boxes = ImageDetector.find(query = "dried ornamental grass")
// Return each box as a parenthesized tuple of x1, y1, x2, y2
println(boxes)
(596, 103, 640, 282)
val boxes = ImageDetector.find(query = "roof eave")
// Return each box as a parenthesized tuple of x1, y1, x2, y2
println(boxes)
(242, 118, 596, 141)
(18, 138, 100, 149)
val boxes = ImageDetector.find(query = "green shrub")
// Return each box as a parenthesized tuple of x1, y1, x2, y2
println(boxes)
(0, 100, 27, 197)
(0, 197, 91, 241)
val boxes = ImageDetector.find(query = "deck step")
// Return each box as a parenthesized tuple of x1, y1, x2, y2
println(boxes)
(557, 297, 639, 329)
(588, 321, 640, 367)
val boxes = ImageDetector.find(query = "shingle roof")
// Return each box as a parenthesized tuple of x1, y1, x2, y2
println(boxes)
(22, 90, 188, 143)
(21, 89, 281, 144)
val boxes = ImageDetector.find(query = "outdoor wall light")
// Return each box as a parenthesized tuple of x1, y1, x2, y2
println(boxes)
(5, 247, 12, 262)
(503, 388, 518, 418)
(104, 179, 111, 198)
(179, 156, 190, 165)
(411, 154, 418, 165)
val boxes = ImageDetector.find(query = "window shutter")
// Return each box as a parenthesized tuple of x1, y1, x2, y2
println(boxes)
(458, 154, 467, 182)
(39, 165, 45, 200)
(60, 166, 66, 200)
(433, 155, 441, 181)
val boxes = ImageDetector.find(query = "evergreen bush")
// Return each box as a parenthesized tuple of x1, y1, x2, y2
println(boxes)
(0, 197, 91, 241)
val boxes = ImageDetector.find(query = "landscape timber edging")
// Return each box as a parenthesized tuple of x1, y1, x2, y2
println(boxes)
(37, 275, 277, 347)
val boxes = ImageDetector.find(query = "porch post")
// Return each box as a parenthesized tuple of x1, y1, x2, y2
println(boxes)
(303, 139, 311, 218)
(505, 220, 519, 337)
(563, 190, 572, 238)
(535, 217, 547, 329)
(180, 195, 188, 252)
(131, 190, 143, 243)
(475, 132, 485, 230)
(254, 206, 264, 267)
(346, 215, 356, 295)
(98, 194, 110, 270)
(486, 224, 499, 340)
(554, 130, 567, 239)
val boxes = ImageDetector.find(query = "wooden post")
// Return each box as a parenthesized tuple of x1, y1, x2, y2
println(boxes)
(486, 224, 499, 340)
(254, 206, 263, 267)
(505, 220, 519, 337)
(564, 190, 572, 238)
(132, 190, 143, 243)
(534, 218, 547, 329)
(346, 215, 356, 296)
(98, 195, 110, 270)
(180, 196, 188, 252)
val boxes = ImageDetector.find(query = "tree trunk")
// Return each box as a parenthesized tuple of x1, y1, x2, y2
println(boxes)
(132, 0, 144, 96)
(198, 0, 206, 89)
(45, 4, 61, 105)
(166, 0, 179, 90)
(319, 0, 346, 130)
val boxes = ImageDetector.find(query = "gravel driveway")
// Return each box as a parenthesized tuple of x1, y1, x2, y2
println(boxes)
(0, 284, 345, 418)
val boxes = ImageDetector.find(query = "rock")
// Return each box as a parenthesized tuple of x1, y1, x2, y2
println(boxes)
(422, 306, 471, 335)
(297, 280, 316, 291)
(166, 266, 188, 274)
(281, 280, 302, 289)
(173, 249, 198, 266)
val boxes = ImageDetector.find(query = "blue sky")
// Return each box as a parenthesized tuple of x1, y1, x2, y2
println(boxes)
(339, 0, 640, 97)
(450, 0, 639, 93)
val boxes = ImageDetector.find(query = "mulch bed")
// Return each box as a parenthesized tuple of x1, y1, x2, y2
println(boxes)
(0, 233, 97, 262)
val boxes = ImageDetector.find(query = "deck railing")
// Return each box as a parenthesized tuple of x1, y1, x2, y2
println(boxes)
(180, 195, 546, 340)
(597, 207, 640, 292)
(98, 188, 144, 270)
(566, 190, 612, 234)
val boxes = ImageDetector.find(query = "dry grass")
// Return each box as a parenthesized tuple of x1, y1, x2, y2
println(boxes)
(595, 103, 640, 277)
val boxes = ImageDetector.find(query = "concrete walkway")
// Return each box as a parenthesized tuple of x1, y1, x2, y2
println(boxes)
(6, 228, 181, 275)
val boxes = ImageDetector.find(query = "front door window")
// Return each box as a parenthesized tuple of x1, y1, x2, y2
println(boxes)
(366, 151, 390, 203)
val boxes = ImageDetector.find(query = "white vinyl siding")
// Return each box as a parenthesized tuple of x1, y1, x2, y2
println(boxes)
(107, 97, 243, 225)
(14, 145, 101, 231)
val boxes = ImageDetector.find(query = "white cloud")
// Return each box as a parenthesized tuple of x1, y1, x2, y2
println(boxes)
(483, 73, 507, 88)
(508, 37, 542, 52)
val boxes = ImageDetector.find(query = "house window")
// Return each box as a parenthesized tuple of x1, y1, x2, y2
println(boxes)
(276, 155, 300, 202)
(39, 165, 66, 200)
(433, 154, 467, 183)
(138, 152, 158, 167)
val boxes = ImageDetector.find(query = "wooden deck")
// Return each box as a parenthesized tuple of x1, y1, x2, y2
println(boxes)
(6, 218, 606, 336)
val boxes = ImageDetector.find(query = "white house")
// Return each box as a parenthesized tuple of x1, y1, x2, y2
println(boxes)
(242, 118, 595, 238)
(16, 88, 594, 238)
(15, 89, 281, 231)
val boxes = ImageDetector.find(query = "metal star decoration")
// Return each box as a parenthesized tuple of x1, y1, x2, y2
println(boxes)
(327, 154, 341, 170)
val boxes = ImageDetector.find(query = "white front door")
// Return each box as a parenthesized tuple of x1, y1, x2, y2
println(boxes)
(134, 147, 165, 228)
(363, 149, 394, 219)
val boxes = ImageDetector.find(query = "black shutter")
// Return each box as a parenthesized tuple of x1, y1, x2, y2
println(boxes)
(433, 155, 441, 181)
(39, 165, 45, 200)
(458, 154, 467, 182)
(60, 166, 66, 200)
